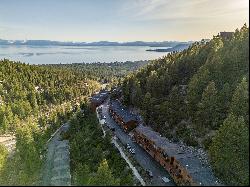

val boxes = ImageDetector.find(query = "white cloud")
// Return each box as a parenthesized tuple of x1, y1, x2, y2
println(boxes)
(121, 0, 249, 22)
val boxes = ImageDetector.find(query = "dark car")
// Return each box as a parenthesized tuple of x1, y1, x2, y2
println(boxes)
(147, 170, 153, 178)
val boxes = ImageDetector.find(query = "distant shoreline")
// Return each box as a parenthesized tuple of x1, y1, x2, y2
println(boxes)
(146, 43, 192, 52)
(0, 39, 193, 47)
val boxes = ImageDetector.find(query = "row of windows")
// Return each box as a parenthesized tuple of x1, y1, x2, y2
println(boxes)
(134, 131, 194, 186)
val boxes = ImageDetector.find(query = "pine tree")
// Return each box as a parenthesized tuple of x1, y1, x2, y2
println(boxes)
(0, 144, 8, 170)
(209, 115, 249, 185)
(230, 77, 249, 123)
(74, 164, 90, 185)
(196, 81, 220, 129)
(88, 159, 120, 186)
(142, 92, 152, 124)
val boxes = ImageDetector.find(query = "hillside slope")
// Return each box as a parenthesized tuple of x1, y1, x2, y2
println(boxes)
(0, 59, 148, 185)
(121, 24, 249, 185)
(0, 60, 101, 185)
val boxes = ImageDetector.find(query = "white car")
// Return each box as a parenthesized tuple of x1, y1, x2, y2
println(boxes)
(129, 148, 135, 154)
(103, 115, 106, 119)
(126, 143, 131, 149)
(147, 170, 153, 178)
(162, 177, 170, 183)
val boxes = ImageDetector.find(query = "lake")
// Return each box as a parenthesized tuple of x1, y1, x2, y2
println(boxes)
(0, 45, 169, 64)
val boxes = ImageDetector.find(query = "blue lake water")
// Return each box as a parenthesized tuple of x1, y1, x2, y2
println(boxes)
(0, 45, 169, 64)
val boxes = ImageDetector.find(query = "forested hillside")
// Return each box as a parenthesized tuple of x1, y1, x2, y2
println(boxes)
(122, 24, 249, 185)
(45, 60, 150, 87)
(62, 106, 135, 186)
(0, 59, 101, 185)
(0, 59, 101, 133)
(0, 58, 148, 185)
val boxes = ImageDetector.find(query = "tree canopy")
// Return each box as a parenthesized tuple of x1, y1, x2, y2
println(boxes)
(121, 24, 249, 185)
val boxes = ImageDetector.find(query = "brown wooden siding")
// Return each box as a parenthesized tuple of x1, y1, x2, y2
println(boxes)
(109, 107, 138, 132)
(134, 130, 196, 186)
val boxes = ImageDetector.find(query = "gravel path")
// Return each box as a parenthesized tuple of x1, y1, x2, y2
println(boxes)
(41, 123, 71, 186)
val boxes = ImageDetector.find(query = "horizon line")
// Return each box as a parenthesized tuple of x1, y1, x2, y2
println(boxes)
(0, 38, 199, 43)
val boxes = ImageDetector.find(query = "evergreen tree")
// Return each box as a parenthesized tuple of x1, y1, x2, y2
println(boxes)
(209, 115, 249, 185)
(196, 81, 219, 130)
(74, 164, 90, 185)
(142, 92, 153, 124)
(0, 144, 8, 171)
(230, 77, 249, 123)
(88, 159, 120, 186)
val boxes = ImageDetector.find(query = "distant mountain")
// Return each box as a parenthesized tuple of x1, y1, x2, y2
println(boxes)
(0, 39, 194, 47)
(146, 43, 193, 52)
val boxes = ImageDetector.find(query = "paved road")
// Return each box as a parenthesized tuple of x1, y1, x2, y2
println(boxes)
(111, 138, 146, 186)
(101, 99, 175, 186)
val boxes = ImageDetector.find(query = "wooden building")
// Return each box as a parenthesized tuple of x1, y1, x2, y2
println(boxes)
(90, 90, 109, 111)
(109, 100, 138, 132)
(110, 87, 122, 100)
(220, 32, 234, 40)
(133, 125, 219, 186)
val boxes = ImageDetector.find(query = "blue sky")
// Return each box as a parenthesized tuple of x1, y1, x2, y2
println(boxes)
(0, 0, 248, 42)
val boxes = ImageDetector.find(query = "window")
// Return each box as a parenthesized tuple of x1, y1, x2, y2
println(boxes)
(170, 157, 174, 165)
(163, 152, 168, 158)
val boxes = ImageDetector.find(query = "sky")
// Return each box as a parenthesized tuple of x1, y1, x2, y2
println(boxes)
(0, 0, 249, 42)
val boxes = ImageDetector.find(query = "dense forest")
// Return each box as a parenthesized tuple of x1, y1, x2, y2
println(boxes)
(0, 25, 248, 185)
(0, 60, 104, 185)
(45, 60, 150, 87)
(0, 59, 149, 134)
(122, 24, 249, 185)
(0, 59, 102, 133)
(62, 105, 136, 186)
(0, 59, 148, 185)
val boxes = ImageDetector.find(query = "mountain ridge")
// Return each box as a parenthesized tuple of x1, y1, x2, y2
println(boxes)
(0, 39, 194, 47)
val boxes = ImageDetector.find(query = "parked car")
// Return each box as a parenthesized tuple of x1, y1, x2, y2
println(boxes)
(129, 148, 135, 154)
(147, 170, 153, 178)
(103, 115, 106, 119)
(111, 127, 115, 131)
(161, 177, 170, 183)
(126, 143, 131, 149)
(131, 137, 136, 142)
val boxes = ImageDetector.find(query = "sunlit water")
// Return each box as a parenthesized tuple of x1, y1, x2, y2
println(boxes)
(0, 45, 169, 64)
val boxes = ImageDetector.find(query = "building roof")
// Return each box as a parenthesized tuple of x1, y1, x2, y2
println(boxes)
(110, 100, 138, 123)
(91, 90, 109, 104)
(220, 32, 234, 39)
(134, 125, 219, 186)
